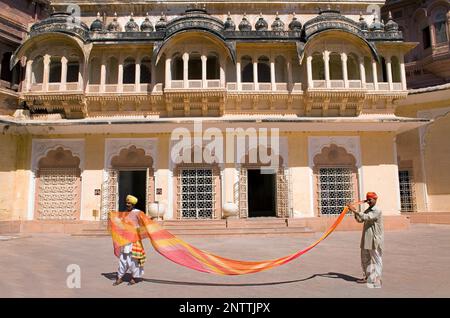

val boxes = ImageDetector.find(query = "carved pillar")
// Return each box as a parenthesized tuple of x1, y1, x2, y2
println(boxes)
(359, 58, 366, 89)
(100, 56, 106, 93)
(400, 55, 407, 90)
(183, 52, 189, 88)
(236, 58, 241, 90)
(341, 53, 348, 88)
(323, 51, 330, 88)
(43, 54, 50, 91)
(372, 59, 378, 91)
(286, 58, 293, 90)
(151, 61, 156, 89)
(306, 55, 313, 89)
(118, 56, 124, 93)
(135, 58, 141, 92)
(253, 58, 258, 90)
(60, 56, 68, 91)
(165, 56, 172, 89)
(25, 59, 33, 92)
(219, 57, 225, 88)
(270, 57, 276, 91)
(201, 54, 207, 88)
(386, 56, 393, 90)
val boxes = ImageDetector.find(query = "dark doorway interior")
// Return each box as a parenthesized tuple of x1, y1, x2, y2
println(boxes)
(248, 169, 276, 217)
(118, 170, 147, 213)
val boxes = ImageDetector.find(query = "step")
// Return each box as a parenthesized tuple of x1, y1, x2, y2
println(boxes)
(71, 226, 314, 237)
(168, 227, 313, 236)
(227, 218, 288, 228)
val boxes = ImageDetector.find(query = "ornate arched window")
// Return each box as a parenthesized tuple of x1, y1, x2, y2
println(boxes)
(106, 57, 118, 84)
(313, 144, 359, 215)
(67, 56, 80, 83)
(32, 56, 44, 84)
(49, 57, 62, 83)
(36, 147, 81, 220)
(329, 52, 343, 80)
(257, 56, 270, 82)
(241, 55, 253, 82)
(172, 53, 183, 81)
(140, 56, 152, 84)
(347, 53, 360, 80)
(275, 55, 287, 82)
(89, 57, 101, 84)
(312, 52, 325, 80)
(123, 57, 136, 84)
(391, 56, 401, 83)
(207, 52, 220, 80)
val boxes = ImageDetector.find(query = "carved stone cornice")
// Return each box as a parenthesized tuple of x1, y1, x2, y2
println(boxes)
(30, 12, 90, 42)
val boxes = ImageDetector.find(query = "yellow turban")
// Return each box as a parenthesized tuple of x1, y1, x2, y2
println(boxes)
(126, 195, 138, 205)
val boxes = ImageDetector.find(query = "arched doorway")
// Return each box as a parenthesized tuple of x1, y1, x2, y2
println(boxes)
(109, 146, 155, 214)
(102, 145, 155, 219)
(238, 148, 290, 218)
(35, 147, 81, 220)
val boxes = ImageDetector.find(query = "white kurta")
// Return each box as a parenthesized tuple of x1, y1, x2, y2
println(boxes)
(117, 209, 144, 279)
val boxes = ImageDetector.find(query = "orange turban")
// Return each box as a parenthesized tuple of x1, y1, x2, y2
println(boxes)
(126, 195, 138, 205)
(366, 192, 378, 200)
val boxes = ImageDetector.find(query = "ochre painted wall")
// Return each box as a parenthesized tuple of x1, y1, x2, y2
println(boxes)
(360, 132, 400, 215)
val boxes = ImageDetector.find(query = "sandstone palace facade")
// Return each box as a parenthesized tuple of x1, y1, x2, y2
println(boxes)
(0, 0, 448, 231)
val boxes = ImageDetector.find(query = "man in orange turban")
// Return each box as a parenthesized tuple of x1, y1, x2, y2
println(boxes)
(348, 192, 384, 288)
(113, 194, 146, 286)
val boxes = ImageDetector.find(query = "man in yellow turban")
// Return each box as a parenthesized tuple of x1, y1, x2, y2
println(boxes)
(113, 194, 146, 286)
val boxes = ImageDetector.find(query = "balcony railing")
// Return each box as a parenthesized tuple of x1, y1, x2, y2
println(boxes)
(308, 80, 405, 92)
(28, 82, 81, 92)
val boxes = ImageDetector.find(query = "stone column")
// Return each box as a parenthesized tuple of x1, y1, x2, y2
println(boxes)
(372, 59, 378, 91)
(165, 56, 171, 89)
(43, 54, 50, 91)
(60, 56, 68, 91)
(183, 52, 189, 89)
(400, 55, 407, 91)
(118, 56, 123, 93)
(253, 58, 258, 90)
(359, 58, 366, 89)
(151, 62, 156, 90)
(386, 56, 393, 91)
(236, 58, 241, 91)
(25, 59, 33, 92)
(270, 57, 276, 91)
(219, 58, 225, 88)
(100, 56, 106, 93)
(201, 54, 207, 88)
(341, 53, 348, 88)
(135, 58, 141, 92)
(286, 58, 293, 90)
(323, 51, 330, 88)
(306, 55, 313, 89)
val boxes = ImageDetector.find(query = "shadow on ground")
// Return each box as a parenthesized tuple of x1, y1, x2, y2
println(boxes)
(101, 272, 360, 287)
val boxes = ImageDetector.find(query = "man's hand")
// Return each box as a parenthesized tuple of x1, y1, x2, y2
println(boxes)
(347, 203, 357, 213)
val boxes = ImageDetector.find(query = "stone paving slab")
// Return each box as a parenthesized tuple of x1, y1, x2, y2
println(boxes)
(0, 224, 449, 298)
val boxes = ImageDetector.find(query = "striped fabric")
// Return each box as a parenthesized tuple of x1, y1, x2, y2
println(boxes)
(131, 241, 146, 266)
(108, 202, 363, 275)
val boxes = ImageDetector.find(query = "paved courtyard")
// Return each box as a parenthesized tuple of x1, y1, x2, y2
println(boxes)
(1, 223, 450, 298)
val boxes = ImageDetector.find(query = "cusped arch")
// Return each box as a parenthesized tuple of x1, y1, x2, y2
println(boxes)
(11, 32, 87, 69)
(111, 146, 154, 170)
(313, 144, 356, 167)
(301, 29, 380, 64)
(155, 31, 235, 65)
(38, 147, 81, 170)
(239, 146, 285, 167)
